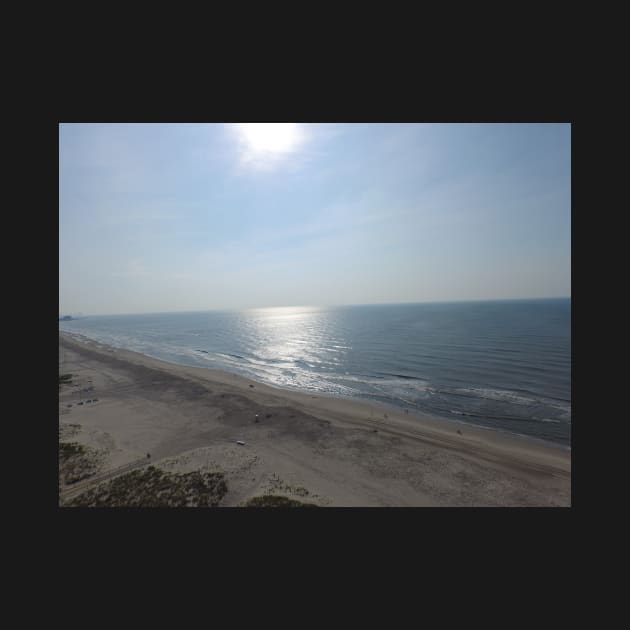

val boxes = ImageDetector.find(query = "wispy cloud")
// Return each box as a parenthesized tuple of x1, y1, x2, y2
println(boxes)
(60, 123, 571, 314)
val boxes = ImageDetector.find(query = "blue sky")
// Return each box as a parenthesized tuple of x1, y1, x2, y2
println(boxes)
(59, 123, 570, 315)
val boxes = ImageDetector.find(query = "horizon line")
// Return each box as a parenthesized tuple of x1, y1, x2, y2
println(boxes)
(60, 295, 571, 318)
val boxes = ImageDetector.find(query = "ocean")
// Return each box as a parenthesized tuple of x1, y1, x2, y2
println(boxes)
(59, 299, 571, 447)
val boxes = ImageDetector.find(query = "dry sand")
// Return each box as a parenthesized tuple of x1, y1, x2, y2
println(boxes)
(58, 332, 571, 506)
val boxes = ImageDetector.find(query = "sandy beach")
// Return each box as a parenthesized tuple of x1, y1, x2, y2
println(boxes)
(58, 332, 571, 507)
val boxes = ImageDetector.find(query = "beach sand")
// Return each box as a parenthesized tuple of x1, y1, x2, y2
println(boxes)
(58, 332, 571, 507)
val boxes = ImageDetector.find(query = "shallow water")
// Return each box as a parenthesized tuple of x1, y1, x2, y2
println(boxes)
(60, 299, 571, 446)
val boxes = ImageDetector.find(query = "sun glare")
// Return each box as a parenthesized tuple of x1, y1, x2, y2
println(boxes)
(238, 123, 300, 154)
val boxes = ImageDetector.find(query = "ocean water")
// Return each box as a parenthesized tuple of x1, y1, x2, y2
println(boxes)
(59, 299, 571, 446)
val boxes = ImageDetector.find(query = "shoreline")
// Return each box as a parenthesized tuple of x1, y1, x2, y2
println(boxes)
(59, 330, 569, 452)
(58, 330, 571, 506)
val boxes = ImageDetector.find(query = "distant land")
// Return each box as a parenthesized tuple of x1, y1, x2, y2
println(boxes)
(59, 312, 84, 321)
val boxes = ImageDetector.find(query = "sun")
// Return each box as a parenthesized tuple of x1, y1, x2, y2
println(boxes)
(237, 123, 300, 154)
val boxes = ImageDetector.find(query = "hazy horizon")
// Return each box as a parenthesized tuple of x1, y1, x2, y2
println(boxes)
(60, 123, 570, 316)
(60, 296, 571, 319)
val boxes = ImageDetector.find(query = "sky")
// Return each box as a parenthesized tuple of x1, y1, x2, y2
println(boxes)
(59, 123, 571, 316)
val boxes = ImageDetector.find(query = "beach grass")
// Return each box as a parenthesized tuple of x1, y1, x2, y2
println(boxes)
(59, 440, 105, 485)
(64, 466, 228, 507)
(59, 373, 73, 389)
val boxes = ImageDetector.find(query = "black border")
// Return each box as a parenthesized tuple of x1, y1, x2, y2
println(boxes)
(37, 77, 576, 575)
